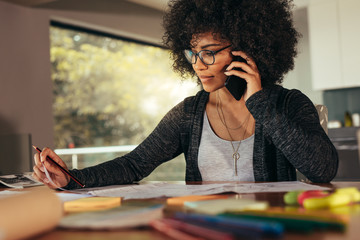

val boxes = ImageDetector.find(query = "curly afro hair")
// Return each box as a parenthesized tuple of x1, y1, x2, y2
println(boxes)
(162, 0, 300, 87)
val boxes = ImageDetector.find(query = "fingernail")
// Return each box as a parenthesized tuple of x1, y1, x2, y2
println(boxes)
(44, 178, 50, 183)
(224, 71, 230, 75)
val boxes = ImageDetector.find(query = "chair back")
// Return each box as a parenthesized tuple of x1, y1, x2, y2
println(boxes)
(315, 104, 328, 134)
(357, 129, 360, 163)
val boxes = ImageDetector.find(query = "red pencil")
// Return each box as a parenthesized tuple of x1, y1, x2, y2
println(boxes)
(33, 145, 85, 188)
(152, 218, 234, 240)
(150, 219, 203, 240)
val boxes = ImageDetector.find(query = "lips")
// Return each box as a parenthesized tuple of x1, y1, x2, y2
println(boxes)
(199, 75, 214, 83)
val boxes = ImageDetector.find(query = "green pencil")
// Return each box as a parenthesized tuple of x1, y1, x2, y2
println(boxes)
(220, 212, 346, 233)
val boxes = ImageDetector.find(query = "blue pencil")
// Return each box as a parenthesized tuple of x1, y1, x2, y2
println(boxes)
(174, 212, 284, 238)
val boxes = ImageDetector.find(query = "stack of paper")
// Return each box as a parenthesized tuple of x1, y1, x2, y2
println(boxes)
(59, 204, 164, 229)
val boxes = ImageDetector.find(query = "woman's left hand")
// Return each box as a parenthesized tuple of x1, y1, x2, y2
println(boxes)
(224, 51, 262, 101)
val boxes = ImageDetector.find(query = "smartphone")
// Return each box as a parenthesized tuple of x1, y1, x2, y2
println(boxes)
(224, 56, 247, 101)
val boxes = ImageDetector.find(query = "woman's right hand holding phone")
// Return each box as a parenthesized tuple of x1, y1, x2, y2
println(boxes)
(32, 147, 70, 189)
(225, 50, 262, 102)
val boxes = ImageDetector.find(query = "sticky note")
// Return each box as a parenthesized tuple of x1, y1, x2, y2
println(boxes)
(184, 198, 268, 215)
(166, 194, 229, 206)
(297, 190, 329, 206)
(303, 187, 360, 210)
(64, 196, 121, 213)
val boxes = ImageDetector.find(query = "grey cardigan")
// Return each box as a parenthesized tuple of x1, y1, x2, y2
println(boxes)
(66, 85, 338, 189)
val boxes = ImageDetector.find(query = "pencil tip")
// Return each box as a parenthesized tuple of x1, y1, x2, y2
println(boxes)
(32, 145, 37, 149)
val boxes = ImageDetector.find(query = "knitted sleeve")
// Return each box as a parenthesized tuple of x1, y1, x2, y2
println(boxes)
(246, 86, 338, 183)
(65, 100, 186, 189)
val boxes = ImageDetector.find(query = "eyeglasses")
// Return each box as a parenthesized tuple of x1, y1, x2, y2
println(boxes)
(184, 45, 232, 65)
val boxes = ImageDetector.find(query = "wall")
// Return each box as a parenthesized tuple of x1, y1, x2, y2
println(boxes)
(0, 1, 164, 149)
(0, 2, 53, 148)
(283, 6, 360, 126)
(283, 7, 323, 105)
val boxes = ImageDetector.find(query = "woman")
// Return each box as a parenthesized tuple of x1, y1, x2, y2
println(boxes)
(32, 0, 338, 189)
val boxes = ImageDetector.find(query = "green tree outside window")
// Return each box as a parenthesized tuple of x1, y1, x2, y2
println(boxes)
(50, 25, 198, 180)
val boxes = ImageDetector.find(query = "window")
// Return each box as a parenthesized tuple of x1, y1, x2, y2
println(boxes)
(50, 22, 199, 180)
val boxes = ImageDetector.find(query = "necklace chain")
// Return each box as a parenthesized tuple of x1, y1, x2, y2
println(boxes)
(216, 91, 251, 176)
(217, 100, 247, 130)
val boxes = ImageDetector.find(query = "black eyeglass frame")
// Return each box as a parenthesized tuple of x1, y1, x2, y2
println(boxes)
(184, 44, 232, 65)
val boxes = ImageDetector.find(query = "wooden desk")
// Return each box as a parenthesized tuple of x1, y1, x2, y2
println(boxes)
(3, 181, 360, 240)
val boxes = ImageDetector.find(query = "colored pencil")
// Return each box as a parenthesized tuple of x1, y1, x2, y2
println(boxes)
(156, 218, 235, 240)
(174, 212, 283, 238)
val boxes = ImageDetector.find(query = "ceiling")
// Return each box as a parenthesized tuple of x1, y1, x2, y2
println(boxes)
(0, 0, 168, 11)
(0, 0, 308, 12)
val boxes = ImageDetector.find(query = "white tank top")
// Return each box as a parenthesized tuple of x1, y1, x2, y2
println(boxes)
(198, 111, 255, 181)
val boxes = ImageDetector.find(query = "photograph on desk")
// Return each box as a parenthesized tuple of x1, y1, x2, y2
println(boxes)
(0, 173, 43, 188)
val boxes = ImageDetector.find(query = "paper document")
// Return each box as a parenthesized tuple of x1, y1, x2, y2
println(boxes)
(71, 181, 330, 200)
(56, 192, 93, 202)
